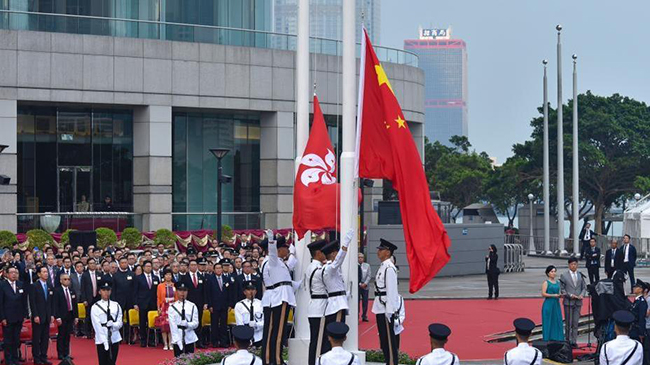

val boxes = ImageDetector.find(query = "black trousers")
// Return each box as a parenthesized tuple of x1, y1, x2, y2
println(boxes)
(624, 264, 636, 292)
(606, 269, 614, 279)
(57, 313, 74, 358)
(359, 287, 369, 319)
(587, 266, 600, 285)
(325, 310, 346, 325)
(262, 302, 290, 365)
(210, 308, 229, 347)
(173, 343, 195, 357)
(139, 304, 156, 345)
(96, 343, 119, 365)
(85, 298, 98, 336)
(32, 318, 51, 362)
(487, 272, 499, 298)
(376, 313, 398, 365)
(580, 241, 591, 260)
(308, 317, 331, 365)
(3, 322, 22, 365)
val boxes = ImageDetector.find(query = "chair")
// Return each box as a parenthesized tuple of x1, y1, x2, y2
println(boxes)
(227, 308, 237, 343)
(201, 309, 211, 327)
(147, 311, 159, 347)
(127, 309, 140, 344)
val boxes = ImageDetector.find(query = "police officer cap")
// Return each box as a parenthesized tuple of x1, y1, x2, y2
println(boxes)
(175, 282, 189, 291)
(232, 325, 254, 342)
(99, 281, 112, 291)
(612, 310, 635, 327)
(219, 258, 232, 266)
(321, 240, 340, 256)
(307, 239, 327, 252)
(428, 323, 451, 341)
(244, 280, 256, 290)
(377, 239, 397, 252)
(276, 235, 288, 249)
(55, 254, 63, 259)
(198, 258, 208, 265)
(326, 322, 349, 340)
(513, 318, 535, 336)
(633, 279, 645, 289)
(186, 248, 197, 255)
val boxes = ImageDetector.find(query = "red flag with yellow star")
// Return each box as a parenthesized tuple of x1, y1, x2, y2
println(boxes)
(357, 28, 451, 293)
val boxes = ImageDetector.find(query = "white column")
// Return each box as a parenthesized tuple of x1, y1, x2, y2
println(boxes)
(0, 100, 17, 232)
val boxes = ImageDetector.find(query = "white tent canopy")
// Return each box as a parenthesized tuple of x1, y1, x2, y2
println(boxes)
(623, 196, 650, 239)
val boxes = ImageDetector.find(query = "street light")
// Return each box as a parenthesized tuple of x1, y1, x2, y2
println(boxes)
(635, 193, 642, 201)
(210, 148, 231, 243)
(528, 193, 535, 255)
(359, 178, 375, 255)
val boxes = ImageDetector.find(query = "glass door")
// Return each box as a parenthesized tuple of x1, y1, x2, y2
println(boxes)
(58, 167, 75, 212)
(58, 167, 93, 212)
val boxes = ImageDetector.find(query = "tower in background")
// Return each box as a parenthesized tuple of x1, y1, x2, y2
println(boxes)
(404, 27, 468, 146)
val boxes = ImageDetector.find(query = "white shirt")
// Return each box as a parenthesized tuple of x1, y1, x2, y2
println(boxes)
(372, 258, 399, 315)
(417, 348, 459, 365)
(394, 295, 406, 335)
(261, 241, 297, 308)
(624, 244, 630, 263)
(168, 299, 199, 350)
(504, 343, 542, 365)
(611, 248, 617, 267)
(318, 346, 359, 365)
(359, 262, 371, 286)
(323, 249, 348, 316)
(91, 299, 123, 349)
(584, 230, 591, 241)
(221, 349, 262, 365)
(599, 335, 642, 365)
(234, 298, 264, 342)
(306, 260, 328, 318)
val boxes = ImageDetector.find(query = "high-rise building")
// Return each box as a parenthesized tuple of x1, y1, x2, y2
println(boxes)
(404, 27, 468, 146)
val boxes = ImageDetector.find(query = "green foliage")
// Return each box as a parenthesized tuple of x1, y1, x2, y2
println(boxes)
(635, 176, 650, 195)
(364, 349, 418, 365)
(168, 348, 288, 365)
(154, 228, 176, 248)
(121, 227, 142, 249)
(221, 225, 234, 243)
(59, 229, 76, 246)
(95, 228, 117, 249)
(26, 229, 54, 250)
(484, 157, 538, 228)
(0, 230, 17, 249)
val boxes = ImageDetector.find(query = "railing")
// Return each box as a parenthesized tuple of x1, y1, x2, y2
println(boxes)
(506, 233, 650, 259)
(171, 212, 264, 232)
(0, 10, 418, 67)
(503, 243, 525, 272)
(17, 212, 143, 233)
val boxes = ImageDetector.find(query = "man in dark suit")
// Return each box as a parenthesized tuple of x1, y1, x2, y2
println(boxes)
(0, 265, 28, 365)
(585, 238, 601, 285)
(182, 259, 207, 348)
(55, 257, 75, 287)
(205, 262, 233, 348)
(30, 266, 55, 365)
(133, 260, 160, 347)
(45, 255, 59, 288)
(71, 261, 84, 336)
(604, 239, 624, 279)
(621, 234, 637, 293)
(578, 223, 598, 261)
(234, 260, 262, 302)
(81, 258, 101, 338)
(53, 272, 78, 360)
(112, 256, 135, 343)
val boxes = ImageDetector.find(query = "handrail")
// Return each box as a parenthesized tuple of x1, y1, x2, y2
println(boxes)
(171, 212, 263, 216)
(0, 9, 418, 66)
(17, 212, 138, 216)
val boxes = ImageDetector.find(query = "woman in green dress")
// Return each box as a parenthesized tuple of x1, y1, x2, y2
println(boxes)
(541, 265, 564, 341)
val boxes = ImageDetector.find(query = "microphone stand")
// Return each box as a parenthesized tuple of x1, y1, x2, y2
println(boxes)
(559, 278, 572, 348)
(579, 271, 593, 349)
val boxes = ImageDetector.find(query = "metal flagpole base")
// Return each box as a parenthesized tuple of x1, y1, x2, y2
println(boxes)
(545, 251, 554, 256)
(559, 250, 569, 256)
(288, 337, 310, 365)
(351, 350, 367, 365)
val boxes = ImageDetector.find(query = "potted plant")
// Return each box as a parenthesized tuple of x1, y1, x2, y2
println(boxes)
(95, 228, 118, 249)
(0, 230, 17, 249)
(59, 229, 76, 247)
(26, 229, 55, 250)
(154, 228, 176, 249)
(122, 227, 142, 249)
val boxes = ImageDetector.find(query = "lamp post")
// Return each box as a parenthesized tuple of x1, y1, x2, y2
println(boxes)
(528, 193, 535, 255)
(359, 178, 375, 255)
(210, 148, 230, 243)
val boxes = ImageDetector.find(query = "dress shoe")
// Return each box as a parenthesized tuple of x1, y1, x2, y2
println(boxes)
(140, 343, 147, 348)
(362, 317, 369, 322)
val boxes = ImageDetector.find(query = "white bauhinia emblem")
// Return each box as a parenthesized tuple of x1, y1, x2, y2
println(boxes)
(300, 149, 337, 187)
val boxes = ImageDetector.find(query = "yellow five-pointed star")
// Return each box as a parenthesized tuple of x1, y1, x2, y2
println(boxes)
(375, 64, 394, 94)
(395, 116, 406, 128)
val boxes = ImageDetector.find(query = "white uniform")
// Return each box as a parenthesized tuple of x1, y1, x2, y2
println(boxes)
(221, 349, 263, 365)
(91, 299, 123, 349)
(416, 348, 459, 365)
(318, 346, 359, 365)
(307, 260, 328, 317)
(372, 258, 399, 315)
(234, 298, 264, 342)
(168, 299, 200, 350)
(323, 248, 348, 316)
(599, 335, 643, 365)
(394, 295, 406, 335)
(261, 241, 297, 308)
(503, 343, 541, 365)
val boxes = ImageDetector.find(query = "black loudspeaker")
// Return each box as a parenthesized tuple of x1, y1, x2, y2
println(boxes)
(58, 357, 75, 365)
(69, 230, 97, 252)
(531, 340, 550, 358)
(531, 340, 573, 363)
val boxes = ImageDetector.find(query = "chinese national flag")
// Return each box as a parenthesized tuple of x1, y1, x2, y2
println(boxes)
(293, 95, 339, 239)
(357, 29, 451, 293)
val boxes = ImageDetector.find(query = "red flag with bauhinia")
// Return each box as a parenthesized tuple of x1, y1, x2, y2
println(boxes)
(356, 28, 451, 293)
(293, 95, 340, 239)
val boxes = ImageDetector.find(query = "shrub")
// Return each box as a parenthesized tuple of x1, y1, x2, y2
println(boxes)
(122, 227, 142, 249)
(165, 348, 286, 365)
(154, 228, 176, 248)
(364, 349, 418, 365)
(95, 228, 117, 249)
(59, 229, 76, 246)
(0, 230, 17, 249)
(26, 229, 54, 250)
(216, 224, 234, 244)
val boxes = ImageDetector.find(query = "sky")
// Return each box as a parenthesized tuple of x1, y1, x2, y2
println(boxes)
(380, 0, 650, 163)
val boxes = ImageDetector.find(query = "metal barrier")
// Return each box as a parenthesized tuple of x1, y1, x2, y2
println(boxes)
(503, 243, 525, 273)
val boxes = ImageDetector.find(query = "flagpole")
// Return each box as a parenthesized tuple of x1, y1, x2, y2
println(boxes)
(572, 54, 579, 256)
(556, 24, 567, 255)
(287, 0, 311, 363)
(542, 60, 551, 255)
(342, 0, 362, 360)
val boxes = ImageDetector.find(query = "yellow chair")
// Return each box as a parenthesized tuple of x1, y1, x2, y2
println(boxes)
(227, 308, 237, 326)
(202, 309, 211, 327)
(77, 303, 86, 319)
(129, 309, 140, 327)
(147, 311, 159, 347)
(287, 308, 294, 325)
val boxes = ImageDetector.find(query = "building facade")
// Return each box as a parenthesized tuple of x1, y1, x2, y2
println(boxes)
(404, 27, 467, 146)
(0, 4, 423, 234)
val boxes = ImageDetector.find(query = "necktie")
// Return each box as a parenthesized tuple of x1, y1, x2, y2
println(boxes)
(49, 267, 54, 286)
(218, 276, 222, 290)
(147, 275, 152, 289)
(192, 274, 198, 288)
(65, 288, 72, 311)
(43, 282, 48, 300)
(11, 281, 15, 294)
(91, 272, 97, 297)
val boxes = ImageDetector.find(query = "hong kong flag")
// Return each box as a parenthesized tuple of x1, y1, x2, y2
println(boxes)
(356, 28, 451, 293)
(293, 95, 339, 239)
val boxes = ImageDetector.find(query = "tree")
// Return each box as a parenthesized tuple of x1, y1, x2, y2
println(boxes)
(484, 157, 538, 228)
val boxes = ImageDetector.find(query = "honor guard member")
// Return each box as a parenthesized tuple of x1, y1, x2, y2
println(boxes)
(317, 322, 359, 365)
(91, 282, 123, 365)
(629, 280, 647, 342)
(168, 282, 200, 357)
(260, 229, 298, 365)
(417, 324, 459, 365)
(600, 310, 643, 365)
(306, 239, 330, 365)
(221, 325, 263, 365)
(394, 295, 406, 351)
(323, 229, 354, 324)
(503, 318, 541, 365)
(234, 280, 264, 347)
(372, 239, 400, 365)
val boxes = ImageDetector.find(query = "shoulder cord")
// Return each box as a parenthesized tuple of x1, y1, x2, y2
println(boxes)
(260, 259, 290, 287)
(530, 349, 539, 365)
(309, 267, 322, 297)
(620, 342, 640, 365)
(449, 353, 456, 365)
(347, 353, 355, 365)
(375, 266, 393, 306)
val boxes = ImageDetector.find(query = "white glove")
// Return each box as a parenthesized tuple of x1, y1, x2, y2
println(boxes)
(342, 228, 355, 248)
(265, 229, 276, 243)
(106, 321, 115, 328)
(180, 320, 188, 327)
(249, 322, 255, 328)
